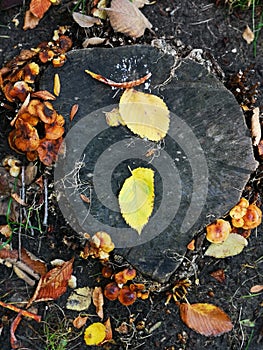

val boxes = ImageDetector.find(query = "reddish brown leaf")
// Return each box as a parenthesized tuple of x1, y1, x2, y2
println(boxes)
(21, 248, 47, 276)
(23, 10, 40, 30)
(70, 104, 79, 121)
(31, 90, 56, 100)
(102, 317, 113, 344)
(80, 193, 90, 204)
(210, 269, 226, 284)
(27, 258, 74, 307)
(180, 303, 233, 337)
(85, 69, 151, 88)
(93, 286, 104, 319)
(30, 0, 51, 19)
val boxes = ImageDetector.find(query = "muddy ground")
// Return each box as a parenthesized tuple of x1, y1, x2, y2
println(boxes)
(0, 1, 263, 349)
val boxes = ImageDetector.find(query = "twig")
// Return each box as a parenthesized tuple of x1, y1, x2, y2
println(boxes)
(19, 166, 26, 260)
(0, 301, 41, 322)
(10, 312, 22, 349)
(43, 177, 48, 226)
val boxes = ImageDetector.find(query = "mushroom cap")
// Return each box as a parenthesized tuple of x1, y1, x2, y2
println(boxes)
(122, 268, 136, 281)
(118, 286, 137, 306)
(206, 219, 231, 244)
(104, 282, 120, 301)
(229, 205, 247, 220)
(14, 119, 40, 152)
(37, 137, 63, 166)
(242, 204, 262, 230)
(93, 231, 115, 253)
(231, 217, 245, 228)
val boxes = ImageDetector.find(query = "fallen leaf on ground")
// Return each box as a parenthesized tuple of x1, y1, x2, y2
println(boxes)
(66, 286, 92, 311)
(93, 286, 104, 319)
(250, 285, 263, 293)
(210, 269, 226, 284)
(0, 224, 12, 238)
(82, 37, 106, 47)
(84, 322, 106, 346)
(72, 12, 102, 27)
(30, 0, 51, 19)
(251, 107, 261, 146)
(104, 107, 125, 127)
(180, 303, 233, 336)
(106, 0, 153, 38)
(205, 233, 248, 258)
(132, 0, 151, 8)
(53, 73, 60, 97)
(118, 167, 154, 234)
(102, 317, 113, 344)
(85, 69, 151, 88)
(27, 258, 74, 307)
(70, 104, 79, 121)
(242, 25, 255, 44)
(119, 88, 170, 141)
(73, 315, 89, 329)
(31, 90, 56, 100)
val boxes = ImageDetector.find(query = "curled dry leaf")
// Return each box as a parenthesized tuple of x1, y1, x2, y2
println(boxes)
(106, 0, 153, 38)
(31, 90, 56, 100)
(119, 88, 169, 141)
(23, 10, 40, 30)
(180, 303, 233, 336)
(102, 317, 113, 344)
(30, 0, 51, 19)
(72, 12, 102, 27)
(93, 286, 104, 319)
(70, 104, 79, 121)
(82, 37, 106, 48)
(251, 107, 261, 146)
(242, 25, 255, 44)
(27, 258, 74, 307)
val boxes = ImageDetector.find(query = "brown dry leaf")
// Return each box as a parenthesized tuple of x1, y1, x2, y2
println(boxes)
(23, 10, 40, 30)
(250, 285, 263, 293)
(11, 193, 27, 206)
(251, 107, 261, 146)
(102, 317, 113, 343)
(132, 0, 151, 8)
(242, 25, 255, 44)
(72, 12, 102, 27)
(80, 193, 90, 204)
(31, 90, 56, 100)
(21, 248, 47, 276)
(93, 286, 104, 319)
(73, 315, 88, 329)
(25, 162, 38, 185)
(53, 73, 61, 97)
(180, 303, 233, 336)
(210, 269, 226, 284)
(27, 258, 74, 307)
(70, 104, 79, 121)
(106, 0, 153, 38)
(30, 0, 51, 19)
(82, 37, 106, 48)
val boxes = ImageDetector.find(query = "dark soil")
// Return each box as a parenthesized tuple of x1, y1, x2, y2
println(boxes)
(0, 1, 263, 350)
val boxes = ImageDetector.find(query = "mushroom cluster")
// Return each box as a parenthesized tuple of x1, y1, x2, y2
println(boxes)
(206, 198, 262, 244)
(230, 198, 262, 230)
(103, 266, 149, 306)
(0, 33, 72, 165)
(80, 231, 115, 261)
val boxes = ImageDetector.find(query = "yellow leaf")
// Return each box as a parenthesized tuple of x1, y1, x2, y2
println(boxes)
(53, 73, 60, 97)
(119, 88, 170, 141)
(104, 107, 125, 127)
(84, 322, 106, 345)
(119, 167, 154, 234)
(180, 303, 233, 336)
(204, 233, 248, 258)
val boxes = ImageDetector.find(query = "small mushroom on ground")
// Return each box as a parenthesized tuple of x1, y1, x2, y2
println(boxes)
(104, 282, 120, 301)
(13, 119, 40, 152)
(206, 219, 231, 244)
(242, 204, 262, 230)
(118, 286, 137, 306)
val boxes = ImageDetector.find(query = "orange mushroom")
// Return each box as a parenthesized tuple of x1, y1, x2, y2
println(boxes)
(93, 231, 115, 253)
(36, 101, 57, 124)
(23, 62, 40, 83)
(118, 286, 137, 306)
(101, 265, 113, 279)
(37, 137, 63, 166)
(122, 268, 136, 281)
(13, 119, 39, 152)
(206, 219, 231, 244)
(242, 204, 262, 230)
(104, 282, 120, 301)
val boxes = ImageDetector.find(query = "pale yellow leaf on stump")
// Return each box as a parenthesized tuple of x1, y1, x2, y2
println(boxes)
(118, 167, 154, 234)
(204, 233, 248, 258)
(119, 88, 170, 141)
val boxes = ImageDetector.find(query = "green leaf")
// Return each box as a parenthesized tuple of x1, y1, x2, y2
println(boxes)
(204, 233, 248, 258)
(118, 167, 154, 234)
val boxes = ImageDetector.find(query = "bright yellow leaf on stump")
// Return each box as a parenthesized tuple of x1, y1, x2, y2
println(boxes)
(119, 88, 170, 141)
(84, 322, 106, 346)
(119, 167, 154, 234)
